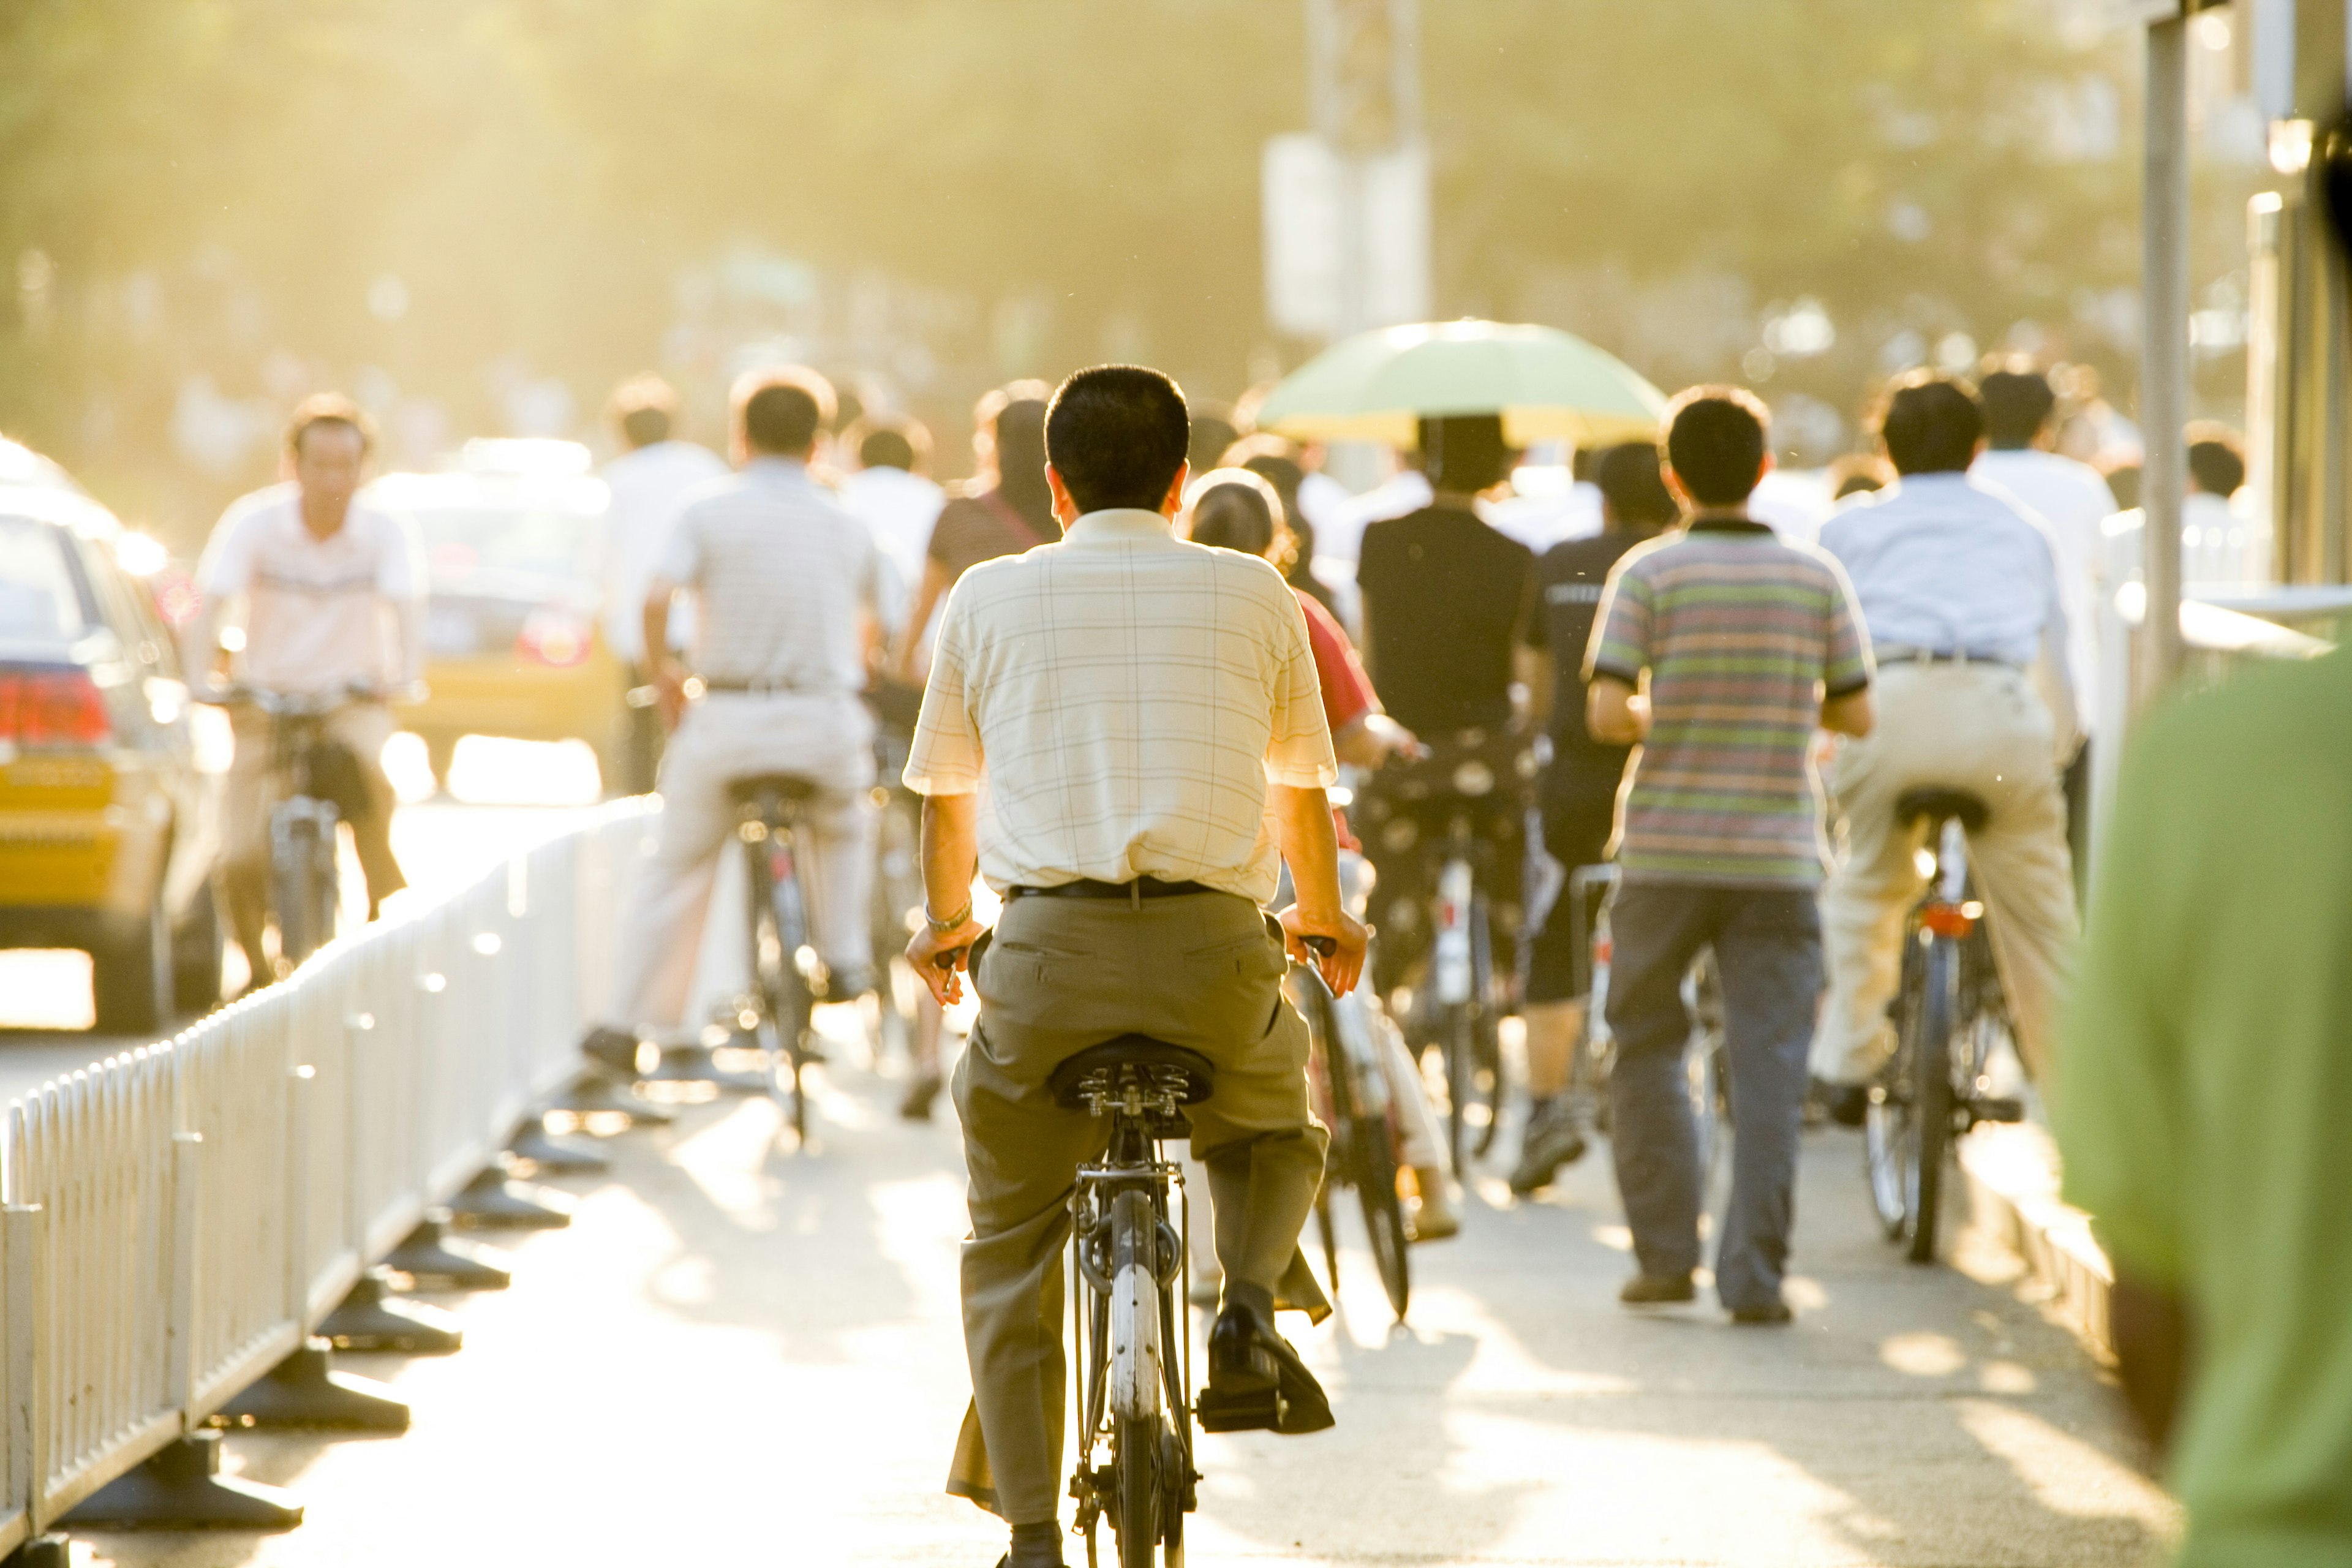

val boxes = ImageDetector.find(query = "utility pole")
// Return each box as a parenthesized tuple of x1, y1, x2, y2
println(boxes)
(2139, 9, 2192, 699)
(1305, 0, 1425, 339)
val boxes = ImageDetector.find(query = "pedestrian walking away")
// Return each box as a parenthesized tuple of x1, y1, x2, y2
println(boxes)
(186, 394, 424, 989)
(1512, 439, 1676, 1196)
(576, 368, 883, 1086)
(1585, 386, 1874, 1322)
(900, 364, 1368, 1568)
(598, 375, 729, 796)
(1812, 372, 2079, 1118)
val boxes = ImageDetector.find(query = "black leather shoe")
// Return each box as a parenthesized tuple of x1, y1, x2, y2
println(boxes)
(1811, 1076, 1870, 1128)
(1196, 1305, 1333, 1434)
(1729, 1298, 1793, 1325)
(580, 1025, 646, 1079)
(1619, 1270, 1697, 1306)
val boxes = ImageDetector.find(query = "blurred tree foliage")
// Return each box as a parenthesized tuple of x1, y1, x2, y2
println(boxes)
(0, 0, 2250, 537)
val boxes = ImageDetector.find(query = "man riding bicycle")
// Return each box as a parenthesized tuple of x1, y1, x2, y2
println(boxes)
(901, 366, 1366, 1568)
(1812, 373, 2079, 1120)
(1351, 413, 1539, 1049)
(187, 394, 423, 988)
(576, 369, 881, 1084)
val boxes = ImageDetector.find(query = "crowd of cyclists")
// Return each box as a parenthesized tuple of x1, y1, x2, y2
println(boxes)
(183, 356, 2132, 1568)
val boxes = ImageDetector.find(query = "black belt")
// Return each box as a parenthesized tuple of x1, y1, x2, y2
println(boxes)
(1006, 876, 1218, 902)
(1875, 648, 2022, 671)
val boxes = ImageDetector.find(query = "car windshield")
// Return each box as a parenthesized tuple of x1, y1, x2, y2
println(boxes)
(0, 514, 94, 650)
(409, 501, 601, 599)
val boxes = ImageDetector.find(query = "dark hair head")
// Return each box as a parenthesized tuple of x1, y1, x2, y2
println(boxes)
(1877, 372, 1983, 475)
(1828, 452, 1895, 499)
(733, 367, 835, 456)
(1045, 365, 1191, 514)
(2105, 462, 2143, 511)
(1417, 415, 1517, 494)
(1188, 405, 1241, 475)
(1594, 440, 1676, 531)
(1185, 469, 1284, 560)
(286, 393, 375, 459)
(849, 414, 929, 473)
(1660, 386, 1770, 506)
(2185, 422, 2246, 497)
(1977, 368, 2057, 449)
(989, 398, 1055, 532)
(609, 375, 677, 449)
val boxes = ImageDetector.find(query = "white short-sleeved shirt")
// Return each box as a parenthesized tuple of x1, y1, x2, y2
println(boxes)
(1972, 447, 2114, 730)
(196, 483, 424, 693)
(904, 508, 1338, 906)
(837, 464, 946, 639)
(600, 439, 729, 663)
(653, 458, 878, 692)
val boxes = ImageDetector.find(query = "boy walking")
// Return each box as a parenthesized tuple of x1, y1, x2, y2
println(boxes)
(1584, 388, 1874, 1322)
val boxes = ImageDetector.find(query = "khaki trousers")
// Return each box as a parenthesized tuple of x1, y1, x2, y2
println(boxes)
(610, 691, 875, 1035)
(1813, 663, 2078, 1085)
(948, 891, 1330, 1524)
(224, 703, 404, 974)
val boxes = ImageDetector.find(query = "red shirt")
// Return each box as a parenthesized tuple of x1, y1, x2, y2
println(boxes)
(1297, 589, 1377, 734)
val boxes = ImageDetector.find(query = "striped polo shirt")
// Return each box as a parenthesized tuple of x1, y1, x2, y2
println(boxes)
(1585, 518, 1871, 888)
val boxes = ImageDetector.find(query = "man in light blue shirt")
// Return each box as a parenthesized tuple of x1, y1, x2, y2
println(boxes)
(1811, 374, 2079, 1119)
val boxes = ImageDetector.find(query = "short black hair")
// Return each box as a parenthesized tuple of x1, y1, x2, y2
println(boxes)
(1978, 368, 2056, 449)
(1877, 372, 1983, 475)
(1594, 440, 1676, 529)
(733, 367, 834, 456)
(850, 414, 928, 473)
(1045, 365, 1191, 513)
(608, 375, 677, 449)
(2186, 422, 2246, 497)
(1186, 471, 1282, 559)
(1188, 405, 1241, 474)
(1660, 386, 1770, 506)
(1417, 415, 1517, 494)
(286, 393, 375, 459)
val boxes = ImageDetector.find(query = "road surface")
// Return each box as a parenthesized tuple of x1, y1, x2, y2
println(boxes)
(2, 798, 2178, 1566)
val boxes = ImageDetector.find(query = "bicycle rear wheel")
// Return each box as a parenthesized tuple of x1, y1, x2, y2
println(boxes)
(1322, 999, 1409, 1320)
(747, 835, 814, 1141)
(1901, 937, 1957, 1262)
(1442, 1003, 1472, 1175)
(1468, 900, 1503, 1158)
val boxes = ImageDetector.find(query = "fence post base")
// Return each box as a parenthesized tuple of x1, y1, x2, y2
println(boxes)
(550, 1069, 677, 1128)
(448, 1165, 575, 1231)
(383, 1216, 512, 1290)
(318, 1269, 463, 1352)
(510, 1117, 610, 1174)
(1, 1533, 71, 1567)
(211, 1338, 411, 1432)
(62, 1433, 303, 1531)
(643, 1043, 770, 1095)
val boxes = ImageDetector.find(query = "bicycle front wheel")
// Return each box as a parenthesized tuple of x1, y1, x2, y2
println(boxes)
(1352, 1118, 1411, 1321)
(1468, 903, 1503, 1158)
(1107, 1189, 1164, 1568)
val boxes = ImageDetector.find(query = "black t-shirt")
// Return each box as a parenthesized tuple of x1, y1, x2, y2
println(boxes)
(1355, 505, 1534, 737)
(1527, 529, 1655, 793)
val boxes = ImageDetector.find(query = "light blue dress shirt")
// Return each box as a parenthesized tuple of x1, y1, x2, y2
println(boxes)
(1817, 472, 2073, 706)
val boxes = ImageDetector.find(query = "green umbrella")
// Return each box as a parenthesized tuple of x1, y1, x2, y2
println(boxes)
(1254, 318, 1669, 449)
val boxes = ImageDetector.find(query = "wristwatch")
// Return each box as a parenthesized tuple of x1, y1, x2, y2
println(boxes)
(925, 900, 973, 937)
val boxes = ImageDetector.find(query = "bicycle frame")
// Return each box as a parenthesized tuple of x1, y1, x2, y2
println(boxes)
(736, 791, 821, 1143)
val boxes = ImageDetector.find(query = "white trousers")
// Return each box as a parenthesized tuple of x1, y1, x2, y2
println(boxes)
(611, 692, 877, 1037)
(1812, 663, 2078, 1085)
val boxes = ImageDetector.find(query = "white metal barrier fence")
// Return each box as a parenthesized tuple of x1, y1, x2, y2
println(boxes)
(0, 798, 655, 1551)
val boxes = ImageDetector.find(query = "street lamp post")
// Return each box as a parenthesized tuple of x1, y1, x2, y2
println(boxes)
(2140, 10, 2192, 699)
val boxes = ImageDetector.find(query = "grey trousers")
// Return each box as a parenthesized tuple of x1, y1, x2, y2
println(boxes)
(948, 890, 1330, 1524)
(1602, 881, 1822, 1313)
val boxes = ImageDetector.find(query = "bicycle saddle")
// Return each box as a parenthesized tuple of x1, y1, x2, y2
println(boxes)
(726, 772, 823, 807)
(1049, 1035, 1216, 1112)
(1894, 786, 1989, 832)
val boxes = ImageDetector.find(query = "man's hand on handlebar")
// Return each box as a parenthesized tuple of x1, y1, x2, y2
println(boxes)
(907, 914, 986, 1009)
(1280, 904, 1370, 997)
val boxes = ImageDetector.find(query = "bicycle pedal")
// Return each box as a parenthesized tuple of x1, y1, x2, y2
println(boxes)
(1194, 1385, 1281, 1433)
(1965, 1095, 2025, 1124)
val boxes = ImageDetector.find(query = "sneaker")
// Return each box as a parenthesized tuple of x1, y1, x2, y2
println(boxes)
(1409, 1167, 1460, 1242)
(1618, 1270, 1697, 1307)
(1507, 1099, 1589, 1196)
(899, 1072, 943, 1121)
(580, 1025, 647, 1079)
(1195, 1305, 1333, 1434)
(1811, 1076, 1870, 1129)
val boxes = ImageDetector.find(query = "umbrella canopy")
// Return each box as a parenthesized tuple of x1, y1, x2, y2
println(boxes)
(1254, 318, 1669, 450)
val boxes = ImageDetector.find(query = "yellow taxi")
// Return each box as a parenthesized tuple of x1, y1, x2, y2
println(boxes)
(0, 477, 225, 1033)
(371, 440, 627, 791)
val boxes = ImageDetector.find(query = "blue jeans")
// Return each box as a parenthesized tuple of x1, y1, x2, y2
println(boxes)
(1602, 881, 1822, 1311)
